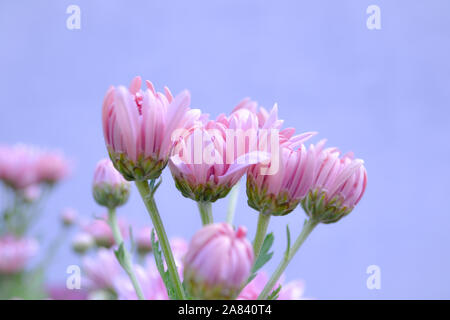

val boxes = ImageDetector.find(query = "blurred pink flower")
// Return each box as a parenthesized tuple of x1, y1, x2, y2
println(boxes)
(115, 258, 168, 300)
(60, 207, 78, 226)
(102, 76, 197, 181)
(302, 144, 367, 223)
(136, 226, 153, 255)
(46, 285, 88, 300)
(0, 144, 69, 189)
(238, 272, 305, 300)
(0, 144, 40, 189)
(21, 184, 41, 202)
(0, 235, 38, 274)
(183, 223, 254, 299)
(83, 215, 128, 248)
(82, 248, 121, 290)
(35, 151, 70, 184)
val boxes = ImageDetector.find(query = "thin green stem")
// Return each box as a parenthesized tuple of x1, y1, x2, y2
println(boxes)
(197, 201, 213, 225)
(135, 180, 186, 300)
(107, 207, 145, 300)
(226, 182, 240, 225)
(252, 212, 271, 258)
(258, 218, 319, 300)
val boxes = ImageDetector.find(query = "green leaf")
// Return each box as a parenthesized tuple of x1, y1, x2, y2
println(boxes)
(247, 233, 275, 284)
(267, 284, 282, 300)
(285, 225, 291, 257)
(151, 229, 177, 300)
(114, 242, 128, 271)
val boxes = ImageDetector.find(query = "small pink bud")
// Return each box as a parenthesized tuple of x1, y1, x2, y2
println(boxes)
(83, 215, 129, 248)
(92, 159, 131, 209)
(60, 207, 77, 227)
(183, 223, 254, 299)
(136, 226, 153, 255)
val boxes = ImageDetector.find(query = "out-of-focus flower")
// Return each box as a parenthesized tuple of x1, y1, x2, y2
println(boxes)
(92, 159, 130, 209)
(102, 76, 197, 181)
(46, 285, 88, 300)
(115, 258, 168, 300)
(238, 272, 305, 300)
(247, 143, 320, 216)
(60, 207, 78, 227)
(0, 144, 69, 190)
(82, 248, 121, 290)
(301, 146, 367, 223)
(21, 184, 41, 203)
(83, 215, 128, 248)
(183, 223, 254, 299)
(35, 151, 70, 184)
(0, 144, 40, 190)
(72, 233, 94, 254)
(0, 235, 38, 274)
(136, 226, 153, 255)
(170, 237, 188, 264)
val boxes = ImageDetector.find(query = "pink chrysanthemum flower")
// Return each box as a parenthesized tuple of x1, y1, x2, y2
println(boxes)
(183, 223, 254, 299)
(169, 112, 270, 202)
(302, 144, 367, 223)
(0, 235, 38, 275)
(247, 142, 320, 216)
(102, 76, 198, 181)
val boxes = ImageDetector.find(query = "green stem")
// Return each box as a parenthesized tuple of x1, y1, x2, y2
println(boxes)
(135, 180, 186, 300)
(197, 201, 213, 225)
(252, 212, 271, 257)
(226, 183, 240, 225)
(258, 218, 319, 300)
(107, 207, 145, 300)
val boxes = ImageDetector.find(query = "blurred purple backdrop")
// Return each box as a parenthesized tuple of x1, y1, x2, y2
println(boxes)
(1, 0, 449, 299)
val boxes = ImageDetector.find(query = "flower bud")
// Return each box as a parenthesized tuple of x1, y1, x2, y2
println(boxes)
(72, 233, 94, 254)
(92, 159, 131, 209)
(60, 207, 77, 227)
(183, 223, 254, 300)
(301, 148, 367, 223)
(83, 215, 129, 248)
(136, 227, 153, 255)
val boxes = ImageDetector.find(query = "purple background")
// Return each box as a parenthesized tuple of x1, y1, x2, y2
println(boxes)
(1, 0, 449, 299)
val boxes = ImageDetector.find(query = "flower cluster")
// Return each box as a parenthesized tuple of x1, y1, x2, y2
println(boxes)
(0, 75, 367, 300)
(96, 76, 367, 300)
